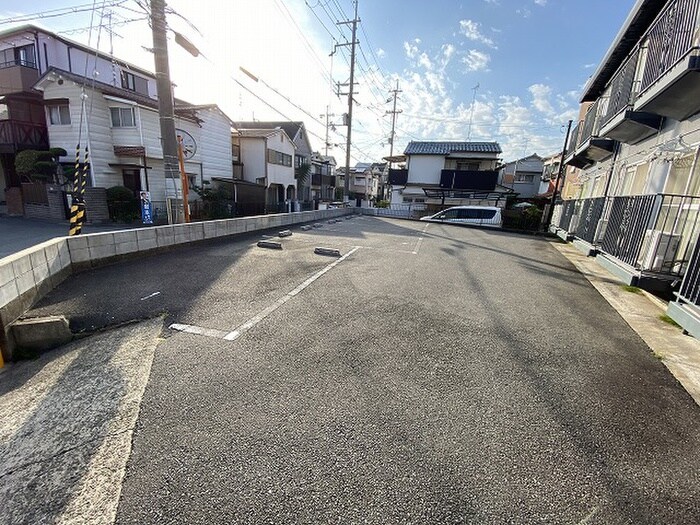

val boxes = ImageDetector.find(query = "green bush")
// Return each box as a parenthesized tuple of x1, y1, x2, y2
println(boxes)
(106, 186, 139, 222)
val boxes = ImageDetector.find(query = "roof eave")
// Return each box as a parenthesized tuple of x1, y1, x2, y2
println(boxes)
(581, 0, 668, 102)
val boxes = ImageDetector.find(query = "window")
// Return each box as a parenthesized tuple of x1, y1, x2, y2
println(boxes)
(48, 104, 71, 125)
(0, 44, 36, 68)
(514, 173, 535, 183)
(110, 107, 135, 127)
(121, 71, 136, 91)
(456, 161, 479, 171)
(0, 104, 8, 120)
(267, 148, 292, 167)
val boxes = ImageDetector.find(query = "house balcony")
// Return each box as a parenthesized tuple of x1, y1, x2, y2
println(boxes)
(599, 109, 664, 144)
(596, 48, 664, 144)
(388, 168, 408, 185)
(565, 99, 615, 169)
(0, 119, 49, 153)
(0, 62, 40, 96)
(439, 169, 498, 191)
(634, 0, 700, 120)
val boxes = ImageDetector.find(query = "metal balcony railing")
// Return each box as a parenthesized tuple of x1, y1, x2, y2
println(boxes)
(578, 97, 608, 147)
(602, 50, 641, 125)
(600, 193, 700, 276)
(567, 122, 582, 154)
(575, 197, 608, 244)
(639, 0, 700, 94)
(677, 234, 700, 305)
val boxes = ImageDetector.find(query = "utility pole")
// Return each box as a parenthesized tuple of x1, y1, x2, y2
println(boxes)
(466, 83, 479, 141)
(150, 0, 180, 223)
(386, 80, 402, 167)
(337, 0, 359, 202)
(544, 119, 573, 230)
(321, 106, 335, 156)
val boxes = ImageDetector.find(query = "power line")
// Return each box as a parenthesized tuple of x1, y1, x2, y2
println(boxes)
(0, 0, 126, 25)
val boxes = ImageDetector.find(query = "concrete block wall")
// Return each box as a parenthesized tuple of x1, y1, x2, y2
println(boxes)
(0, 208, 354, 361)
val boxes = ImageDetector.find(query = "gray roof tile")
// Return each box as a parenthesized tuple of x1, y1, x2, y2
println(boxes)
(404, 141, 502, 155)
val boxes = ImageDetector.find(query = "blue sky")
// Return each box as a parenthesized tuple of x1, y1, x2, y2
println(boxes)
(0, 0, 637, 163)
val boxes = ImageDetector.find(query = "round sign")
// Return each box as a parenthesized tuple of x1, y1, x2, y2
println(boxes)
(176, 129, 197, 160)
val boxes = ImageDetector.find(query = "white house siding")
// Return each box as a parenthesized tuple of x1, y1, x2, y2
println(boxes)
(40, 79, 230, 202)
(196, 108, 233, 179)
(41, 80, 119, 189)
(239, 138, 267, 184)
(266, 131, 295, 189)
(407, 155, 443, 185)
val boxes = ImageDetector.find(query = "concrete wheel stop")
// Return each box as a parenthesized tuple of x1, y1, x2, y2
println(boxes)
(257, 240, 283, 250)
(300, 225, 313, 231)
(278, 230, 293, 237)
(10, 315, 73, 357)
(314, 247, 341, 257)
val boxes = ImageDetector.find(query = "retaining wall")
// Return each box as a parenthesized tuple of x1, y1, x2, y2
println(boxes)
(0, 208, 353, 361)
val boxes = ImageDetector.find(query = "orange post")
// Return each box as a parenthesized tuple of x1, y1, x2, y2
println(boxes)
(177, 135, 190, 223)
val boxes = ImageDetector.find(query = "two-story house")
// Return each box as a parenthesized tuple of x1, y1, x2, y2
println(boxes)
(348, 162, 380, 201)
(0, 24, 233, 220)
(234, 121, 313, 204)
(389, 141, 511, 207)
(232, 127, 297, 212)
(551, 0, 700, 335)
(310, 152, 336, 203)
(499, 154, 545, 199)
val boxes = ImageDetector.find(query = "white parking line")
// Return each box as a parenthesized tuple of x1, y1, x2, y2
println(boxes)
(412, 223, 429, 254)
(169, 246, 360, 342)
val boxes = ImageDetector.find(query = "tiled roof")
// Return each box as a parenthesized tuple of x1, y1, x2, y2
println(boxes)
(404, 141, 502, 155)
(234, 121, 302, 142)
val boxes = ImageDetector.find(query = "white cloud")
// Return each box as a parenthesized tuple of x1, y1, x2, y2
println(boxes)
(583, 63, 596, 69)
(528, 83, 555, 116)
(516, 8, 532, 17)
(534, 0, 547, 6)
(463, 50, 490, 72)
(418, 52, 433, 70)
(377, 48, 386, 58)
(459, 19, 497, 48)
(403, 41, 418, 59)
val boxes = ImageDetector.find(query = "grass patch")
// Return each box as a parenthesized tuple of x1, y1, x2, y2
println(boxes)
(621, 285, 643, 294)
(659, 314, 681, 328)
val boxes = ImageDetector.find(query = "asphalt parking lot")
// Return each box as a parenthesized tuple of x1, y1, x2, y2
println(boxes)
(17, 216, 700, 523)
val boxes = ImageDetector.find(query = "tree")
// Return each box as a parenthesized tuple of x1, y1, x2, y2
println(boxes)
(295, 162, 311, 187)
(15, 147, 68, 183)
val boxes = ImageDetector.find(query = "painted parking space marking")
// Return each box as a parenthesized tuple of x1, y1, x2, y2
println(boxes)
(169, 246, 360, 342)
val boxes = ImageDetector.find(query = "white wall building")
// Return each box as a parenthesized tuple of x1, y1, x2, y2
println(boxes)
(389, 141, 508, 207)
(35, 69, 233, 205)
(233, 128, 297, 210)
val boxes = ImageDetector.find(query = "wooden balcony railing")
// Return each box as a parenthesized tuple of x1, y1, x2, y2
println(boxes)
(0, 120, 49, 150)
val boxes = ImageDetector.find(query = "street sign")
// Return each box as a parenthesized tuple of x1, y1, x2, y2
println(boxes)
(140, 191, 153, 225)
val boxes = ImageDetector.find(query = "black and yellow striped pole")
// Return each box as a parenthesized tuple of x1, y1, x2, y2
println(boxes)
(76, 145, 89, 234)
(69, 144, 81, 236)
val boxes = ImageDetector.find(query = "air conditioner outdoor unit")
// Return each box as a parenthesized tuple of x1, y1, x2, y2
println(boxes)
(568, 214, 580, 234)
(637, 229, 682, 272)
(594, 219, 608, 244)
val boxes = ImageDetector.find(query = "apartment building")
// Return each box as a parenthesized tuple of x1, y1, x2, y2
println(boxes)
(551, 0, 700, 335)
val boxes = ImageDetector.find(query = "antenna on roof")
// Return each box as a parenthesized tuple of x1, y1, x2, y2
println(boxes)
(466, 83, 479, 141)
